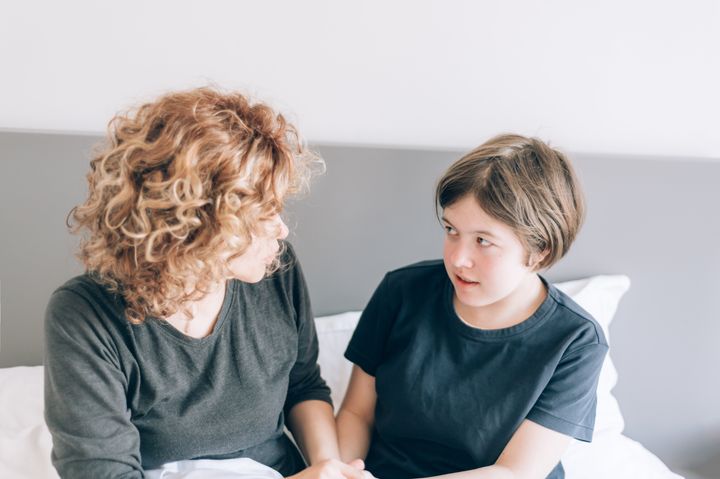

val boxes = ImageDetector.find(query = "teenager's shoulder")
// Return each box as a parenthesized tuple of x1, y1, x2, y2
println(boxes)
(386, 259, 445, 278)
(383, 259, 447, 289)
(546, 283, 609, 350)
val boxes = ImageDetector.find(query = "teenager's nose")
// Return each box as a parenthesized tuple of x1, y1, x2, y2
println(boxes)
(450, 242, 474, 269)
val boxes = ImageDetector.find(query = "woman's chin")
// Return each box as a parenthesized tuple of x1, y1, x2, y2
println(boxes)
(231, 267, 267, 284)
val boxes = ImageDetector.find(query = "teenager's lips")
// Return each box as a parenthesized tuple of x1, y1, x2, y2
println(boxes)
(455, 273, 479, 287)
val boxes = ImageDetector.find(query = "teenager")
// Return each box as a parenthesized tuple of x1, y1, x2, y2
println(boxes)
(337, 134, 607, 479)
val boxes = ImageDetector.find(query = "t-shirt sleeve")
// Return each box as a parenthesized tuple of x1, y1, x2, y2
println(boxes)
(344, 274, 398, 376)
(44, 288, 143, 478)
(283, 244, 333, 415)
(526, 342, 609, 442)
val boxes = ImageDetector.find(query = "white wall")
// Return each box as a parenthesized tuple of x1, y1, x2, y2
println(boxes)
(1, 0, 719, 158)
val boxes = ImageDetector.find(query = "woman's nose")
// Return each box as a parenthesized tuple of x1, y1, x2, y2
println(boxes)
(276, 217, 289, 240)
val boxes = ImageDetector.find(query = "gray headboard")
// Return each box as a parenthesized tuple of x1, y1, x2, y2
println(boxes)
(1, 131, 718, 476)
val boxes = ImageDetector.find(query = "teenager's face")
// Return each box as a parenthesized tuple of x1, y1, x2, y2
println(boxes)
(442, 195, 537, 312)
(227, 214, 289, 283)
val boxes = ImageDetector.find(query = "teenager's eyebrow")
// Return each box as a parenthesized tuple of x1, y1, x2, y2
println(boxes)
(441, 216, 500, 239)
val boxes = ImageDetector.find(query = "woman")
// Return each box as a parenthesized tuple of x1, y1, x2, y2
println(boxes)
(44, 87, 364, 479)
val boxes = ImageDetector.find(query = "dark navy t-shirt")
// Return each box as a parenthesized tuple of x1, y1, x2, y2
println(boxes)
(345, 260, 608, 479)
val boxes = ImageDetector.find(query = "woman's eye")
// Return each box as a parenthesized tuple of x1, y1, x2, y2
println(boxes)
(477, 237, 492, 247)
(444, 226, 457, 235)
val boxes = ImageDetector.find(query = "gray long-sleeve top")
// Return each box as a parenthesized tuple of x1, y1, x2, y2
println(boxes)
(44, 244, 331, 478)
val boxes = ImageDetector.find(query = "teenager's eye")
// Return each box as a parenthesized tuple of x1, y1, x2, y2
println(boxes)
(477, 237, 492, 247)
(444, 225, 457, 235)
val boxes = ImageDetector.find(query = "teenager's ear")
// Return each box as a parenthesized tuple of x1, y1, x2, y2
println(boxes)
(527, 249, 550, 270)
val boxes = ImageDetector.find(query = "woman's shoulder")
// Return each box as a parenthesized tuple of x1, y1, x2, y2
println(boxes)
(51, 273, 121, 305)
(46, 273, 127, 333)
(259, 240, 303, 286)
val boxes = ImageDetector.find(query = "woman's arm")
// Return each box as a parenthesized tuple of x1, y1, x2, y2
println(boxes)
(44, 289, 143, 478)
(336, 365, 378, 463)
(418, 420, 572, 479)
(282, 250, 366, 479)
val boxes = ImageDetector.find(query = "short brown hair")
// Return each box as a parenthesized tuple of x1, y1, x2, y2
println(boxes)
(69, 87, 322, 323)
(435, 133, 585, 270)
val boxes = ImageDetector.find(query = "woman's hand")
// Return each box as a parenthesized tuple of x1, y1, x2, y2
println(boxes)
(287, 458, 367, 479)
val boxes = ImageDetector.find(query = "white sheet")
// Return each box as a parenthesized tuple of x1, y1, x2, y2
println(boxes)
(0, 366, 59, 479)
(563, 431, 684, 479)
(146, 458, 282, 479)
(0, 363, 685, 479)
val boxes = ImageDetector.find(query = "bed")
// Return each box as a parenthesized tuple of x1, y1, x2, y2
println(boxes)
(0, 277, 684, 478)
(2, 132, 716, 478)
(0, 277, 683, 478)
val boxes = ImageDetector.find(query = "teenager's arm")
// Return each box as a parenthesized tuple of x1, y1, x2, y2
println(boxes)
(286, 400, 368, 479)
(336, 365, 378, 463)
(418, 420, 572, 479)
(287, 399, 341, 464)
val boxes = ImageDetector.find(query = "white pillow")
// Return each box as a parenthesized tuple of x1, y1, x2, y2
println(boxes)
(0, 366, 58, 479)
(314, 274, 631, 435)
(555, 275, 630, 436)
(561, 429, 684, 479)
(314, 311, 362, 410)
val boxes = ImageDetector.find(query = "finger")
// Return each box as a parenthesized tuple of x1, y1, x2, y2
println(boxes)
(336, 461, 366, 479)
(347, 458, 365, 470)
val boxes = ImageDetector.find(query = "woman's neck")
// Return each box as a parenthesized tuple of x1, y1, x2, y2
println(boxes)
(164, 280, 228, 338)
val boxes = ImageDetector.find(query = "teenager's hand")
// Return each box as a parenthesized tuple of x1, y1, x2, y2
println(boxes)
(287, 458, 365, 479)
(345, 459, 377, 479)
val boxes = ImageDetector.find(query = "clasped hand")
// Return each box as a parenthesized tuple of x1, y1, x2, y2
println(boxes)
(289, 458, 377, 479)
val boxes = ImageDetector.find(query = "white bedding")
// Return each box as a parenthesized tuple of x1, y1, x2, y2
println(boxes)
(0, 276, 684, 479)
(0, 364, 682, 479)
(562, 431, 683, 479)
(146, 458, 282, 479)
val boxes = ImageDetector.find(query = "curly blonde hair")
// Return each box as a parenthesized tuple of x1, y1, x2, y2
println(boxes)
(70, 87, 321, 323)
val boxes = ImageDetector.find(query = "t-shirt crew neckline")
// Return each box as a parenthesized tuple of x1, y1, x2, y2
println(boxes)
(443, 275, 558, 341)
(148, 280, 236, 345)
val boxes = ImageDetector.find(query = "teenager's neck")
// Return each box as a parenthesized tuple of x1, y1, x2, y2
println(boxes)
(454, 274, 547, 330)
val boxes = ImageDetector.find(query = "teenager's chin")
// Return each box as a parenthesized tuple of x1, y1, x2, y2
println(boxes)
(454, 287, 496, 309)
(456, 297, 493, 309)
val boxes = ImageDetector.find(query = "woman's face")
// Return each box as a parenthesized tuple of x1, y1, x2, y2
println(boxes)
(227, 215, 289, 283)
(442, 195, 538, 314)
